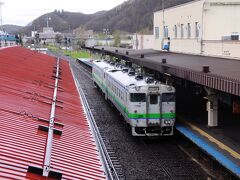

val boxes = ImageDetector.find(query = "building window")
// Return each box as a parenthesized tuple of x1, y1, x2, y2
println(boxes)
(174, 25, 178, 38)
(155, 27, 159, 39)
(187, 23, 191, 38)
(164, 26, 168, 38)
(195, 22, 199, 38)
(181, 24, 184, 38)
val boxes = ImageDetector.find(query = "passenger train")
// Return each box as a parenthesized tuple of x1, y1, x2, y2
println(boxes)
(92, 60, 176, 136)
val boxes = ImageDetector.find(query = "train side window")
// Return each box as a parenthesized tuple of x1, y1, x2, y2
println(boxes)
(150, 94, 158, 104)
(130, 93, 146, 102)
(162, 93, 175, 102)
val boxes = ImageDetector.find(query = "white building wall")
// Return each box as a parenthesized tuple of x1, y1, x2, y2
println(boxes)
(153, 11, 163, 51)
(203, 40, 240, 58)
(154, 0, 204, 53)
(133, 34, 154, 50)
(204, 1, 240, 40)
(153, 0, 240, 59)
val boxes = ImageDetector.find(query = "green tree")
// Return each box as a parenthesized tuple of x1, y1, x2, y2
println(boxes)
(77, 40, 85, 49)
(55, 34, 63, 44)
(113, 31, 121, 47)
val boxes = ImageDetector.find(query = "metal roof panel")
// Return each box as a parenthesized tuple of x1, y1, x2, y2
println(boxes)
(0, 47, 106, 179)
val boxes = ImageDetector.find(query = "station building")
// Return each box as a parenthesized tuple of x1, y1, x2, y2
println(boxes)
(153, 0, 240, 59)
(0, 31, 16, 47)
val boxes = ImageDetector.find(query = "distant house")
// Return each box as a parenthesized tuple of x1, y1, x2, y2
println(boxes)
(85, 38, 114, 47)
(39, 27, 61, 45)
(73, 27, 94, 40)
(153, 0, 240, 59)
(85, 34, 133, 48)
(85, 38, 97, 47)
(0, 31, 16, 47)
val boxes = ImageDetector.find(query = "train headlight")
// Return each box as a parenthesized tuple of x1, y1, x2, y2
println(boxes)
(164, 120, 171, 125)
(167, 86, 173, 91)
(135, 86, 141, 91)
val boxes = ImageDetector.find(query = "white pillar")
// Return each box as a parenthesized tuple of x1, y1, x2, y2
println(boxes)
(206, 95, 218, 127)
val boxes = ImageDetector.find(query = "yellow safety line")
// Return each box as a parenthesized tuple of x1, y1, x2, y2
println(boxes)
(178, 117, 240, 160)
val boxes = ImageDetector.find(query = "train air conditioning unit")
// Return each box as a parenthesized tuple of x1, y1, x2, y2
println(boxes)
(128, 69, 135, 76)
(135, 74, 144, 80)
(145, 77, 154, 84)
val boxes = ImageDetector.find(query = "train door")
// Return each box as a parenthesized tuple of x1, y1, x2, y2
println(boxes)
(147, 94, 160, 126)
(161, 93, 176, 129)
(104, 72, 108, 100)
(103, 70, 107, 96)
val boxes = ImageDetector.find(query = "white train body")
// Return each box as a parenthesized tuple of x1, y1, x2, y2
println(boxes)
(92, 60, 176, 136)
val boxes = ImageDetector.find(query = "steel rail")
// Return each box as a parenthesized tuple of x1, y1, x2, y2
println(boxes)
(70, 65, 120, 180)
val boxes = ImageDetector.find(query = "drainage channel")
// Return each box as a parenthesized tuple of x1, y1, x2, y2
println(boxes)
(71, 66, 121, 180)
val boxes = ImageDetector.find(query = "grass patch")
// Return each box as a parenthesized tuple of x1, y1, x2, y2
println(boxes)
(46, 45, 59, 52)
(63, 50, 91, 59)
(45, 45, 92, 59)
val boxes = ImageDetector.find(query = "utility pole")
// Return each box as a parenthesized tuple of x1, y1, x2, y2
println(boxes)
(46, 16, 51, 28)
(135, 33, 138, 50)
(103, 28, 109, 46)
(134, 14, 139, 50)
(0, 0, 4, 31)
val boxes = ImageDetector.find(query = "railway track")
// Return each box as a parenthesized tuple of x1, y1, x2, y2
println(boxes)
(70, 58, 209, 180)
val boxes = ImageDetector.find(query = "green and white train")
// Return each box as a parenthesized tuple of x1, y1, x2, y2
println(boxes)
(92, 60, 176, 136)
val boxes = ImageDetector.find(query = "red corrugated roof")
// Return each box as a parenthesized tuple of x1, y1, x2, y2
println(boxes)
(0, 47, 106, 180)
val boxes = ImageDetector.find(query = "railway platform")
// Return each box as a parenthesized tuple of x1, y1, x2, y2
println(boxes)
(79, 47, 240, 178)
(0, 47, 106, 179)
(176, 117, 240, 178)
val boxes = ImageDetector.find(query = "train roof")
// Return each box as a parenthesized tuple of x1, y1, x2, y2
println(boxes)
(93, 60, 114, 70)
(94, 60, 166, 89)
(107, 69, 149, 87)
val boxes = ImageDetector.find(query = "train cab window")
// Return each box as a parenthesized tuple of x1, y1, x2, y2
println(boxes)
(130, 93, 146, 102)
(162, 93, 175, 102)
(150, 94, 158, 104)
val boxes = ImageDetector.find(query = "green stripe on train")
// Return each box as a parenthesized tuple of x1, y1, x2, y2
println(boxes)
(93, 73, 175, 119)
(128, 113, 175, 119)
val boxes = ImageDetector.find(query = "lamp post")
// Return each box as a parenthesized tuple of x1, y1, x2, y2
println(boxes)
(103, 28, 109, 46)
(0, 0, 4, 31)
(46, 16, 51, 28)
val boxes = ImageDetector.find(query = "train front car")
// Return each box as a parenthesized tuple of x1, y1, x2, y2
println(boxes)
(158, 85, 176, 135)
(128, 80, 175, 136)
(92, 60, 176, 137)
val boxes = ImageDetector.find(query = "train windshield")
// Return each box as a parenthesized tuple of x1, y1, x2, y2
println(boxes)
(130, 93, 146, 102)
(162, 93, 175, 102)
(150, 94, 158, 104)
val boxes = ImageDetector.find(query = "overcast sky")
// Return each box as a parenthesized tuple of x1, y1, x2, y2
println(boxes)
(2, 0, 126, 26)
